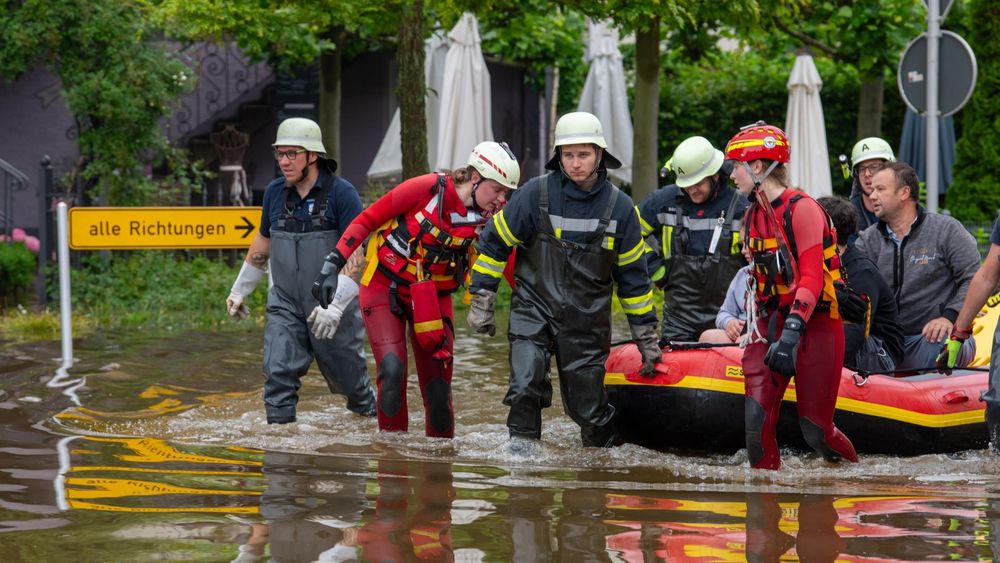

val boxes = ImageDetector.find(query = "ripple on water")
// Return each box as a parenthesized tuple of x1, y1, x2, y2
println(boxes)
(36, 327, 1000, 496)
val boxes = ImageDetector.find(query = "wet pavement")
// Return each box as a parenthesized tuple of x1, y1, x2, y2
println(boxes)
(2, 318, 1000, 561)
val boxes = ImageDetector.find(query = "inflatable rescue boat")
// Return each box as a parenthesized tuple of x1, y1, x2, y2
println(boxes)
(605, 296, 1000, 455)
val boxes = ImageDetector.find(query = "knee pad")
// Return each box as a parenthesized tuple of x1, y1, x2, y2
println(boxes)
(378, 353, 405, 417)
(744, 397, 766, 467)
(799, 417, 840, 462)
(425, 377, 453, 435)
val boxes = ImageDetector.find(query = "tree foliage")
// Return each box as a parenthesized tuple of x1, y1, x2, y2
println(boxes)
(945, 0, 1000, 222)
(756, 0, 922, 76)
(748, 0, 924, 138)
(478, 2, 588, 113)
(0, 0, 209, 206)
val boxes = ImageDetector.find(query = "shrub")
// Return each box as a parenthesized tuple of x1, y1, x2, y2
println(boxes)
(71, 251, 265, 331)
(0, 242, 35, 309)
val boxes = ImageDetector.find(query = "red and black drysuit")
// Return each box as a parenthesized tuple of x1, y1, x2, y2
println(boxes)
(743, 188, 858, 469)
(334, 173, 485, 438)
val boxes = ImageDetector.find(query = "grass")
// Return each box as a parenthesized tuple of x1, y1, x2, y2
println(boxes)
(2, 250, 663, 344)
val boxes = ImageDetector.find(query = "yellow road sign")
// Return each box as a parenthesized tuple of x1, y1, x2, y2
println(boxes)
(69, 207, 261, 250)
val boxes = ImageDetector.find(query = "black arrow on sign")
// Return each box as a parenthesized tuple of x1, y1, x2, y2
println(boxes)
(236, 216, 255, 238)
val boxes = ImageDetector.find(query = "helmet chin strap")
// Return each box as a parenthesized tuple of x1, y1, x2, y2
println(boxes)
(295, 154, 316, 185)
(557, 146, 602, 184)
(742, 160, 779, 196)
(469, 179, 486, 213)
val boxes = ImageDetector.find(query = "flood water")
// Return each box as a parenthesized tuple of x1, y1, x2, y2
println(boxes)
(3, 314, 1000, 561)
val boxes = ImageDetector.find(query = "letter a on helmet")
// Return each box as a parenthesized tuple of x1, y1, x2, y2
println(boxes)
(850, 137, 896, 169)
(671, 136, 724, 188)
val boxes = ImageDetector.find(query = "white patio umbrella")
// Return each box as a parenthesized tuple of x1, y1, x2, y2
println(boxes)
(434, 13, 494, 172)
(785, 50, 832, 197)
(366, 30, 449, 181)
(577, 20, 633, 186)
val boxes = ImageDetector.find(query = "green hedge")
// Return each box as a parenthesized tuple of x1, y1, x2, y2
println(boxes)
(945, 0, 1000, 222)
(659, 49, 907, 197)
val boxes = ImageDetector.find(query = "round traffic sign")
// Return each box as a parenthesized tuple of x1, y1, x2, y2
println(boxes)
(897, 30, 977, 117)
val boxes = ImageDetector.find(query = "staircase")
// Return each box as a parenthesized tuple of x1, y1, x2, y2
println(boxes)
(0, 158, 29, 238)
(164, 42, 277, 207)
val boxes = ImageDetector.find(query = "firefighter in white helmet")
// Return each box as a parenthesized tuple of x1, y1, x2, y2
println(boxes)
(312, 140, 519, 438)
(468, 111, 659, 451)
(225, 117, 375, 424)
(638, 135, 749, 344)
(849, 137, 896, 235)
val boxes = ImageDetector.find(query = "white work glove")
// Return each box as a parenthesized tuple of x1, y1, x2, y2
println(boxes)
(227, 261, 267, 320)
(307, 275, 358, 339)
(467, 289, 497, 336)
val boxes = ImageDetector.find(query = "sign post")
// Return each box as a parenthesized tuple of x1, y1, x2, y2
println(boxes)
(69, 207, 260, 250)
(898, 3, 976, 212)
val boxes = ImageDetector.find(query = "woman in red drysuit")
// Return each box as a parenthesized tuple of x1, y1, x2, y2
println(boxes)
(726, 122, 858, 469)
(312, 142, 519, 438)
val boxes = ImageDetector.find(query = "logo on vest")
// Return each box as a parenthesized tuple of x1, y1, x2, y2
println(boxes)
(908, 249, 938, 265)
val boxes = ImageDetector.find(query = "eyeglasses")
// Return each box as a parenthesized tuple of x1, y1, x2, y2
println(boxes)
(274, 148, 307, 161)
(856, 162, 884, 176)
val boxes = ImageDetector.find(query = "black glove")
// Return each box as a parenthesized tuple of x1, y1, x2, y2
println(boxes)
(764, 313, 803, 378)
(312, 250, 346, 308)
(630, 323, 661, 377)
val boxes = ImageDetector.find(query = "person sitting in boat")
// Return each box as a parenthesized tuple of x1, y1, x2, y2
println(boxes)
(726, 121, 858, 470)
(937, 210, 1000, 452)
(637, 136, 749, 344)
(818, 196, 904, 372)
(698, 263, 750, 344)
(468, 111, 659, 450)
(853, 162, 979, 372)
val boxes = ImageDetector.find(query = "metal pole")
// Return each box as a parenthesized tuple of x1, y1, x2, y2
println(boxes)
(926, 0, 941, 212)
(36, 156, 52, 306)
(56, 202, 72, 369)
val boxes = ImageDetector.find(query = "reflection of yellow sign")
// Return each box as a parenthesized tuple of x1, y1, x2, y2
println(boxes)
(66, 477, 260, 499)
(58, 436, 266, 514)
(69, 207, 261, 249)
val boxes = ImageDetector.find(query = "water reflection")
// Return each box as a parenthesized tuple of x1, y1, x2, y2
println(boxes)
(1, 412, 998, 560)
(5, 329, 1000, 559)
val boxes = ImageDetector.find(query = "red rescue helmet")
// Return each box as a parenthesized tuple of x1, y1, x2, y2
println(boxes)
(725, 122, 790, 164)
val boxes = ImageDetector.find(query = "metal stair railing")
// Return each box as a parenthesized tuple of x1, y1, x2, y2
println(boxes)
(0, 157, 29, 238)
(167, 42, 274, 143)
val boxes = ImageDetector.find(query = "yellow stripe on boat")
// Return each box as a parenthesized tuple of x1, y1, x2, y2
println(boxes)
(604, 372, 984, 429)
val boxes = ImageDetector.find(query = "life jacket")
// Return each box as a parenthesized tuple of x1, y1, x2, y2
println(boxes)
(363, 174, 484, 293)
(746, 190, 843, 319)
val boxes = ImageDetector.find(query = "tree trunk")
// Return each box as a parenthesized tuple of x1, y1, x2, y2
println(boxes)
(631, 17, 660, 202)
(856, 74, 884, 139)
(319, 30, 346, 165)
(398, 0, 428, 180)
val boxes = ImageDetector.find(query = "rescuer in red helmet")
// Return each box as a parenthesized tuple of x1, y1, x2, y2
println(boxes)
(726, 121, 858, 470)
